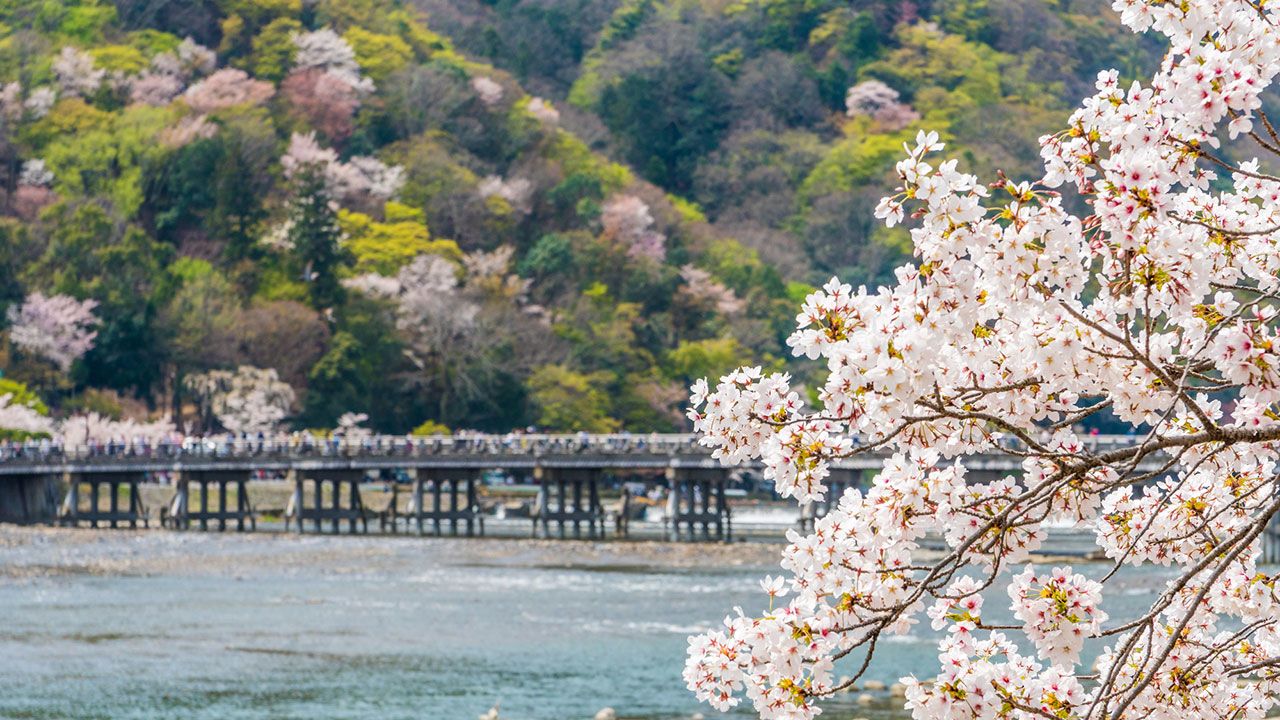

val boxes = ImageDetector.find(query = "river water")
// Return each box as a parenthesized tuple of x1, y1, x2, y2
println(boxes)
(0, 528, 1175, 720)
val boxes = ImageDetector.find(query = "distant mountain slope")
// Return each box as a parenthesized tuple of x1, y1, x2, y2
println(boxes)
(415, 0, 1164, 286)
(0, 0, 800, 437)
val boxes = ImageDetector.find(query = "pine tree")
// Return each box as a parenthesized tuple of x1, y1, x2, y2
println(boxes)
(287, 165, 347, 310)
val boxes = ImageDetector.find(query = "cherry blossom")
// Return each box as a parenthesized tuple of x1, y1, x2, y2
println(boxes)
(176, 38, 217, 76)
(58, 413, 176, 447)
(184, 366, 295, 434)
(471, 76, 504, 106)
(281, 68, 360, 141)
(6, 292, 99, 371)
(601, 194, 666, 261)
(527, 97, 560, 125)
(336, 411, 372, 438)
(158, 115, 218, 148)
(19, 159, 53, 188)
(292, 28, 374, 95)
(23, 87, 56, 118)
(0, 82, 20, 119)
(1008, 565, 1107, 667)
(685, 3, 1280, 719)
(281, 132, 405, 204)
(478, 175, 532, 213)
(51, 47, 103, 97)
(845, 80, 920, 131)
(129, 72, 184, 106)
(182, 68, 274, 114)
(679, 265, 746, 315)
(0, 394, 54, 437)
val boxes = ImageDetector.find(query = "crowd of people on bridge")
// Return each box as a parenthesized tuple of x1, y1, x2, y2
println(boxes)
(0, 429, 707, 463)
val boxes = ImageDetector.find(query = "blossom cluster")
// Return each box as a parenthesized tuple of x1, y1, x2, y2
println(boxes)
(281, 132, 405, 204)
(685, 2, 1280, 719)
(58, 413, 177, 446)
(845, 80, 920, 131)
(6, 292, 99, 371)
(1007, 565, 1107, 667)
(292, 28, 375, 96)
(185, 366, 296, 435)
(601, 195, 666, 261)
(0, 394, 54, 437)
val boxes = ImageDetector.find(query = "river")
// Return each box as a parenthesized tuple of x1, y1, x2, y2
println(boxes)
(0, 528, 1175, 720)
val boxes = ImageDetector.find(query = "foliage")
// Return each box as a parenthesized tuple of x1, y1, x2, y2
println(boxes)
(0, 0, 1151, 439)
(343, 27, 412, 83)
(286, 164, 347, 310)
(410, 418, 450, 436)
(527, 364, 619, 433)
(339, 208, 461, 275)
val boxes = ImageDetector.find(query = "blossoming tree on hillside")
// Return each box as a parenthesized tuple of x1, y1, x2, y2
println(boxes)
(184, 366, 295, 435)
(685, 2, 1280, 719)
(6, 292, 99, 372)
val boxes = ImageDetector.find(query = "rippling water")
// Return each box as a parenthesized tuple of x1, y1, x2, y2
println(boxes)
(0, 530, 1174, 720)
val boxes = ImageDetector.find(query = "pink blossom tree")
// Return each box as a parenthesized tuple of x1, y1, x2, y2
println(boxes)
(601, 194, 666, 261)
(5, 292, 99, 371)
(23, 87, 56, 118)
(526, 97, 560, 125)
(292, 28, 374, 95)
(281, 132, 404, 205)
(0, 394, 54, 438)
(845, 79, 920, 132)
(158, 115, 218, 148)
(0, 82, 20, 120)
(281, 67, 360, 142)
(685, 3, 1280, 720)
(182, 68, 274, 114)
(471, 76, 504, 107)
(184, 366, 295, 434)
(58, 413, 175, 447)
(129, 72, 184, 106)
(679, 265, 745, 315)
(51, 47, 103, 97)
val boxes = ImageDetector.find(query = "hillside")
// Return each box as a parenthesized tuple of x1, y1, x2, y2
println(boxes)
(417, 0, 1166, 284)
(0, 0, 805, 438)
(0, 1, 1170, 439)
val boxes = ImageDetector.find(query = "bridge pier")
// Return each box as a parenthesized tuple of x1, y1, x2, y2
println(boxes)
(408, 468, 484, 536)
(168, 470, 256, 531)
(60, 471, 149, 529)
(289, 469, 368, 534)
(0, 472, 61, 524)
(666, 466, 731, 542)
(534, 467, 605, 539)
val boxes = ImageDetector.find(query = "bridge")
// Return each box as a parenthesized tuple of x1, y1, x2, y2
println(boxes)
(0, 433, 1148, 543)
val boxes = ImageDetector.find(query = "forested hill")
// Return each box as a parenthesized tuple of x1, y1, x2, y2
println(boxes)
(0, 0, 1159, 438)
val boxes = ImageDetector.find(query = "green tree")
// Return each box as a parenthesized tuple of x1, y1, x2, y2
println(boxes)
(339, 208, 461, 275)
(595, 37, 731, 192)
(286, 165, 347, 310)
(528, 364, 619, 432)
(249, 17, 301, 82)
(31, 201, 171, 397)
(344, 26, 413, 83)
(666, 336, 746, 384)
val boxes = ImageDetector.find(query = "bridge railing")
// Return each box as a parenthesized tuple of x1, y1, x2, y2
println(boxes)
(0, 431, 1151, 467)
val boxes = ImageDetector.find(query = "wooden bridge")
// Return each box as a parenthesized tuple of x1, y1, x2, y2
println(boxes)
(0, 433, 1164, 543)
